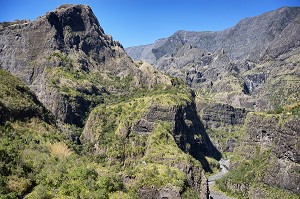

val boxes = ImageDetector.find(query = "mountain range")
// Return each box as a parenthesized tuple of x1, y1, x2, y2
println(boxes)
(126, 6, 300, 112)
(0, 4, 299, 199)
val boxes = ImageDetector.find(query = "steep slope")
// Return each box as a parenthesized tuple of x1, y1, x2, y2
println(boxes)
(216, 108, 300, 198)
(126, 7, 300, 112)
(0, 4, 222, 198)
(0, 69, 54, 124)
(0, 70, 134, 198)
(0, 4, 168, 128)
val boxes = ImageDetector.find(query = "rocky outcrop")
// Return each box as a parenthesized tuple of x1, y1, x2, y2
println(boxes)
(198, 102, 248, 128)
(0, 4, 133, 78)
(223, 112, 300, 196)
(0, 4, 170, 127)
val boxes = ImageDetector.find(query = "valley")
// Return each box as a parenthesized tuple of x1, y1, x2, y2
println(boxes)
(0, 4, 299, 199)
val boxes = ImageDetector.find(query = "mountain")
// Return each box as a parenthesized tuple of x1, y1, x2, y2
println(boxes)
(127, 6, 300, 63)
(126, 7, 300, 112)
(0, 4, 223, 198)
(126, 6, 300, 198)
(0, 4, 168, 128)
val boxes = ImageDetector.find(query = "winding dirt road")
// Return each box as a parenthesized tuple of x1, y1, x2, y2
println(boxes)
(207, 159, 235, 199)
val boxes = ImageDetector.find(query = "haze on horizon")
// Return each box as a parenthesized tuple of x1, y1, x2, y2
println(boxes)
(0, 0, 299, 47)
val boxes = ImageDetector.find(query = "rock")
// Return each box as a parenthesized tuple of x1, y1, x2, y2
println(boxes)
(0, 4, 169, 127)
(232, 113, 300, 195)
(198, 102, 248, 128)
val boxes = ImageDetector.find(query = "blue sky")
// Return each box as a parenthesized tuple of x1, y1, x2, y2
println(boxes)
(0, 0, 299, 47)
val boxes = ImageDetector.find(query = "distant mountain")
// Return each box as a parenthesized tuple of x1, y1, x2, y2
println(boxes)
(127, 7, 300, 63)
(126, 7, 300, 111)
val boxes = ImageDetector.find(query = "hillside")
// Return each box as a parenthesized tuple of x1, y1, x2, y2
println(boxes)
(126, 6, 300, 199)
(0, 4, 223, 198)
(126, 7, 300, 112)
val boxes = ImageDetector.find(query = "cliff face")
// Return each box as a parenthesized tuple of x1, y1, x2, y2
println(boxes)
(216, 111, 300, 198)
(0, 4, 161, 127)
(0, 4, 134, 80)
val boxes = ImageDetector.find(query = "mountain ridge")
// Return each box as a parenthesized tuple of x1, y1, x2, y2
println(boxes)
(126, 6, 300, 112)
(126, 7, 300, 64)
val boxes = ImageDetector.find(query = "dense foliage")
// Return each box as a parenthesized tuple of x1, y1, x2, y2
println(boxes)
(0, 69, 202, 198)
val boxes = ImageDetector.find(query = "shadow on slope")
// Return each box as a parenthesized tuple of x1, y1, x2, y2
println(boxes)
(175, 100, 222, 172)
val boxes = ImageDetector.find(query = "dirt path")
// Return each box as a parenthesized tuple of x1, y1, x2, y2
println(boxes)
(207, 159, 235, 199)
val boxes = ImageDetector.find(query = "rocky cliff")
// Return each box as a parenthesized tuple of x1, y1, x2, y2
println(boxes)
(217, 110, 300, 198)
(0, 4, 169, 128)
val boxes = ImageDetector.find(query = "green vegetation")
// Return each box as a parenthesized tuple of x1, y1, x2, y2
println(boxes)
(0, 70, 48, 123)
(206, 126, 243, 154)
(81, 89, 201, 195)
(216, 148, 299, 199)
(0, 66, 203, 198)
(267, 102, 300, 115)
(0, 119, 128, 198)
(44, 52, 192, 128)
(215, 111, 299, 198)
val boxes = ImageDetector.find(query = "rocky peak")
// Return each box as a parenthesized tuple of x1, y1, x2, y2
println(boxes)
(0, 4, 155, 126)
(44, 4, 122, 54)
(0, 4, 133, 83)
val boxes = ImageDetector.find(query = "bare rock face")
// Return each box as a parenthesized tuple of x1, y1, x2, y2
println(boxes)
(0, 4, 133, 78)
(0, 4, 151, 126)
(237, 113, 300, 195)
(199, 102, 248, 128)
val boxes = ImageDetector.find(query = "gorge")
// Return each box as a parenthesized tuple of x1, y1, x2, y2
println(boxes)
(0, 4, 299, 199)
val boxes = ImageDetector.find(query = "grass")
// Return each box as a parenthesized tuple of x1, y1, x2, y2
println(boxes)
(1, 52, 204, 197)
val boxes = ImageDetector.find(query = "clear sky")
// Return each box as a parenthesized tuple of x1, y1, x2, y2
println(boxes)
(0, 0, 299, 47)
